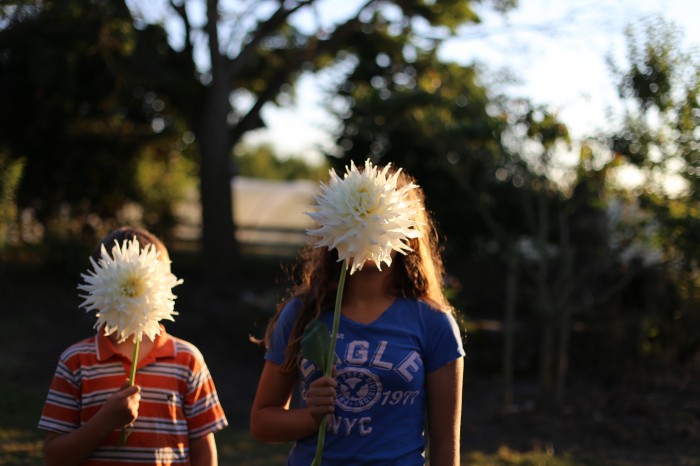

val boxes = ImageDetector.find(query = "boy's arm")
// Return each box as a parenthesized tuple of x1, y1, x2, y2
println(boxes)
(43, 383, 140, 466)
(190, 433, 218, 466)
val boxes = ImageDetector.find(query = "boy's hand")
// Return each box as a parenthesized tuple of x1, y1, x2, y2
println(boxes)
(97, 381, 141, 430)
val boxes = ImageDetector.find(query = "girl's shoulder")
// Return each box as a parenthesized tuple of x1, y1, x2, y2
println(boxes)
(400, 298, 460, 329)
(270, 296, 304, 334)
(399, 297, 452, 316)
(278, 296, 303, 321)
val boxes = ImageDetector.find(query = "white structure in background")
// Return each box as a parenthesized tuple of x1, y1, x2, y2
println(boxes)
(173, 177, 318, 254)
(233, 177, 317, 249)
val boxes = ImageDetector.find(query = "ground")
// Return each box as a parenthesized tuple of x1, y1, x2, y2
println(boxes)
(1, 258, 699, 466)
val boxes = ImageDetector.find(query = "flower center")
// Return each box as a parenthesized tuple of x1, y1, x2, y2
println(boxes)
(354, 184, 380, 217)
(120, 274, 145, 298)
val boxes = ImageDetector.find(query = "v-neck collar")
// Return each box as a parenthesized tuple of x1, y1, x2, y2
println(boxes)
(339, 298, 399, 327)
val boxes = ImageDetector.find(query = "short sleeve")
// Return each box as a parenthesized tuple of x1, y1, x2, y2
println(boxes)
(184, 353, 228, 439)
(37, 357, 82, 434)
(265, 298, 302, 365)
(423, 307, 465, 373)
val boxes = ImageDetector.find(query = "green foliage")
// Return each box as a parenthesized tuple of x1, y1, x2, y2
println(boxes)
(134, 140, 197, 234)
(610, 17, 699, 184)
(464, 447, 606, 466)
(0, 0, 193, 239)
(0, 153, 25, 249)
(610, 17, 700, 259)
(393, 0, 481, 32)
(617, 19, 680, 111)
(301, 319, 331, 373)
(607, 16, 700, 366)
(325, 26, 569, 260)
(235, 144, 329, 181)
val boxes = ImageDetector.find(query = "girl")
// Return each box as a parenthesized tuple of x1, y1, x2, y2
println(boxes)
(250, 166, 465, 465)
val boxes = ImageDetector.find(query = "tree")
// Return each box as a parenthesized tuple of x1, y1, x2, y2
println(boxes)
(123, 0, 513, 292)
(320, 17, 581, 409)
(234, 143, 329, 181)
(0, 1, 194, 242)
(1, 0, 517, 291)
(608, 16, 700, 364)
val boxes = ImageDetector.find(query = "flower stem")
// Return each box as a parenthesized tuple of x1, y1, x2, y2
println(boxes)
(311, 260, 347, 466)
(120, 338, 140, 446)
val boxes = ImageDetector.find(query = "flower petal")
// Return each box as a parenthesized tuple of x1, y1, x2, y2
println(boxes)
(306, 159, 423, 274)
(77, 239, 182, 342)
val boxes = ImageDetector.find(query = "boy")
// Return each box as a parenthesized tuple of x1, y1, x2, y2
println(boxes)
(38, 227, 228, 466)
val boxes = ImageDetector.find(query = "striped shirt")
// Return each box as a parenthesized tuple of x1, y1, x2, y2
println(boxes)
(38, 328, 228, 465)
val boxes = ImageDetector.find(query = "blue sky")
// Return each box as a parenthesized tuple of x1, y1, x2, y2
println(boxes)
(243, 0, 700, 164)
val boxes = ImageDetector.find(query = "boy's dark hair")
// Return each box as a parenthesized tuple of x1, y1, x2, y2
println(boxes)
(91, 226, 169, 263)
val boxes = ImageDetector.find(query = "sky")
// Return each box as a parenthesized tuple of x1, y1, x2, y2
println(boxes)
(243, 0, 700, 164)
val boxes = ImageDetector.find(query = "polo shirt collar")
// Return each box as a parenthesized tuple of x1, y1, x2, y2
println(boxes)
(95, 325, 176, 362)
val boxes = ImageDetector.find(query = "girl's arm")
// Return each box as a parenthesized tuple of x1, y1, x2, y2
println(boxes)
(43, 383, 140, 466)
(190, 432, 218, 466)
(250, 360, 336, 443)
(426, 358, 464, 466)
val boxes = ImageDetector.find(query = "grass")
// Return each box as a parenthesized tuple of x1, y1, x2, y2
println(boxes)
(0, 377, 611, 466)
(0, 425, 609, 466)
(0, 383, 606, 466)
(463, 447, 604, 466)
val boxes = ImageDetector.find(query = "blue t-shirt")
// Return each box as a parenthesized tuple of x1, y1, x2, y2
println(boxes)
(266, 297, 465, 466)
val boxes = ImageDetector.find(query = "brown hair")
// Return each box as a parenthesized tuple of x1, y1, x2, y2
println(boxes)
(91, 226, 170, 264)
(264, 166, 453, 372)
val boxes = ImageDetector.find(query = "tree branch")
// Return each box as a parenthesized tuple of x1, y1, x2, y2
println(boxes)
(225, 0, 316, 81)
(169, 0, 193, 58)
(229, 0, 379, 143)
(206, 0, 224, 77)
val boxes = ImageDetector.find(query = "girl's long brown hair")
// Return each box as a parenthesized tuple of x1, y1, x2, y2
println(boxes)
(264, 166, 453, 372)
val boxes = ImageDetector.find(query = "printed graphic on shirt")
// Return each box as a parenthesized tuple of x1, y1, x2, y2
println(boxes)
(302, 338, 425, 418)
(336, 367, 382, 413)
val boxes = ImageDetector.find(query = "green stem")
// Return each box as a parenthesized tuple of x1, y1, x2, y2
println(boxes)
(311, 260, 348, 466)
(120, 337, 140, 446)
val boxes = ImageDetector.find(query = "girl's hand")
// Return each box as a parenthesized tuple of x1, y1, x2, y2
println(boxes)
(304, 375, 337, 425)
(97, 381, 141, 430)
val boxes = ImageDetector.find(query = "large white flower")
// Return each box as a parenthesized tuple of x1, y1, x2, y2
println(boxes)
(78, 238, 182, 343)
(306, 159, 423, 275)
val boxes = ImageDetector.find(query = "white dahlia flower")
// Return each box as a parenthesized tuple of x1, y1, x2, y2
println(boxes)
(78, 238, 182, 343)
(306, 159, 423, 275)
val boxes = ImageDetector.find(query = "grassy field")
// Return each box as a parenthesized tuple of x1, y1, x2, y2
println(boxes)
(0, 428, 608, 466)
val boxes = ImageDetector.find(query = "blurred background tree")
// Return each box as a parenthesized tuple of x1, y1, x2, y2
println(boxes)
(124, 0, 511, 292)
(1, 0, 699, 422)
(606, 17, 700, 369)
(234, 143, 329, 181)
(1, 0, 519, 292)
(0, 1, 195, 270)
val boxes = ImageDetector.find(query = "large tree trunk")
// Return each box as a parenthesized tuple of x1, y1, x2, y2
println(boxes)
(198, 75, 239, 294)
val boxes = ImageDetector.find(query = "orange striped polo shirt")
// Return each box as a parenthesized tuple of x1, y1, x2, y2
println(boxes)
(38, 328, 228, 465)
